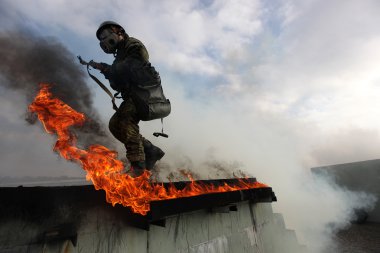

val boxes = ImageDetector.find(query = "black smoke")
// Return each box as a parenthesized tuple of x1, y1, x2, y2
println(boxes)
(0, 30, 114, 148)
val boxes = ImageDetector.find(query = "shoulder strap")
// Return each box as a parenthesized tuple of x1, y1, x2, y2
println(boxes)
(86, 65, 118, 111)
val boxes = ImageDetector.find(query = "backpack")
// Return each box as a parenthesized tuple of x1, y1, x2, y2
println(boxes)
(128, 61, 171, 121)
(83, 56, 171, 122)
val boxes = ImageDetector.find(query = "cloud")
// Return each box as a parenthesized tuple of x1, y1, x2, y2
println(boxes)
(2, 0, 263, 77)
(221, 0, 380, 131)
(1, 1, 380, 252)
(307, 128, 380, 166)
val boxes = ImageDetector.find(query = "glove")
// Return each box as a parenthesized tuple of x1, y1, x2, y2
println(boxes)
(89, 61, 111, 78)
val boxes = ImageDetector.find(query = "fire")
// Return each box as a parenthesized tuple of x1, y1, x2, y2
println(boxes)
(29, 84, 268, 215)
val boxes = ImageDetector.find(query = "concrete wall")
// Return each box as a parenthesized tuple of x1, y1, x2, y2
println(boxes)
(0, 202, 306, 253)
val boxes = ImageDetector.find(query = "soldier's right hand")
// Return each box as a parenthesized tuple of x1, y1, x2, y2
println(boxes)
(88, 60, 100, 69)
(89, 61, 110, 74)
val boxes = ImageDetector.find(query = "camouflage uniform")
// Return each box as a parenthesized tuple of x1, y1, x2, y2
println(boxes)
(108, 97, 144, 162)
(103, 36, 154, 163)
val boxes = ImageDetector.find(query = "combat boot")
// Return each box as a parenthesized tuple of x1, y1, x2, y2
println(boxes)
(130, 161, 146, 177)
(143, 139, 165, 170)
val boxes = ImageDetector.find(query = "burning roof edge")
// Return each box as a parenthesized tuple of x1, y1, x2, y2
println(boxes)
(0, 178, 276, 230)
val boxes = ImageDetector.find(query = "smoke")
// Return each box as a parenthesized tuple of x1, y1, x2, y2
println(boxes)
(140, 83, 379, 253)
(0, 30, 113, 148)
(307, 128, 380, 167)
(277, 168, 377, 253)
(1, 2, 379, 252)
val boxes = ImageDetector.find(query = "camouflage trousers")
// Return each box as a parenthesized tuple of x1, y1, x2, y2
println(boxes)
(108, 98, 145, 162)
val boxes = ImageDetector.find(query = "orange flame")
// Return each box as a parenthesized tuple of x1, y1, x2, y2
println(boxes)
(29, 84, 268, 215)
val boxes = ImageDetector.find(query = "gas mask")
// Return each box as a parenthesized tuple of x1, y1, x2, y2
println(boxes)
(98, 28, 120, 54)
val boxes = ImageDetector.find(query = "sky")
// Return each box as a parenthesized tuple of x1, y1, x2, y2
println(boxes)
(0, 0, 380, 252)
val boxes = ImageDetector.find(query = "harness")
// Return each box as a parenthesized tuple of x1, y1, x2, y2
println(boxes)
(85, 63, 119, 111)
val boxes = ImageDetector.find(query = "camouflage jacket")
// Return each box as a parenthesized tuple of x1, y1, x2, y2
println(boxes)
(114, 36, 149, 63)
(102, 36, 155, 96)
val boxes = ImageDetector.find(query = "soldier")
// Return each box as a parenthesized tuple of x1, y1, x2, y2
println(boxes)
(92, 21, 165, 175)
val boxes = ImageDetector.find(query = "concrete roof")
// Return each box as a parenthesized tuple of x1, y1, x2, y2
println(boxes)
(0, 177, 90, 187)
(0, 178, 276, 230)
(334, 222, 380, 253)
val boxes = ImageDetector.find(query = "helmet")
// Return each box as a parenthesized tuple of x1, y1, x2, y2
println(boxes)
(96, 21, 125, 54)
(96, 21, 124, 39)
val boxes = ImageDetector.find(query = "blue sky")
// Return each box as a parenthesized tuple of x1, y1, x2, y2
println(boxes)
(1, 1, 379, 250)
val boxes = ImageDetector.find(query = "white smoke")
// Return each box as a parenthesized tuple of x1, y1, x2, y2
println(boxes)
(1, 0, 380, 252)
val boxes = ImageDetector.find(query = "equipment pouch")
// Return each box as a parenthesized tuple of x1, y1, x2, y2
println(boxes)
(132, 81, 171, 121)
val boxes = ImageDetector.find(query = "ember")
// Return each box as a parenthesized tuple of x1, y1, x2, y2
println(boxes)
(29, 84, 267, 215)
